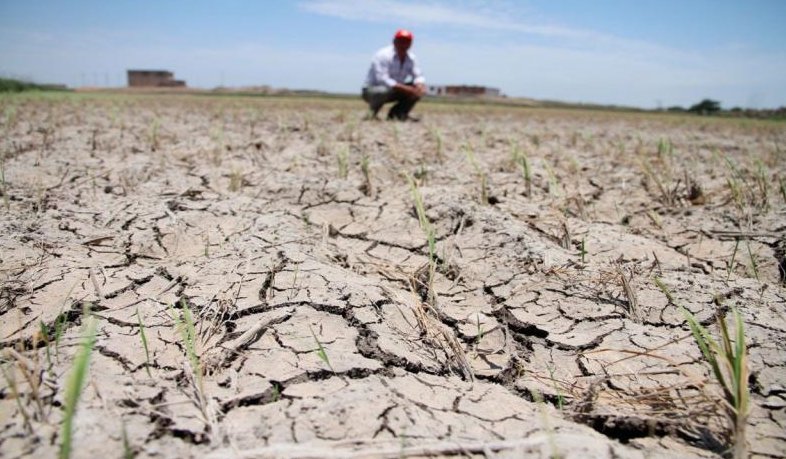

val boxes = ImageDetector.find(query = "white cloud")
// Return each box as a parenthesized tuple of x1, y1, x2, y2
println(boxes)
(298, 0, 701, 70)
(299, 0, 599, 40)
(301, 0, 501, 28)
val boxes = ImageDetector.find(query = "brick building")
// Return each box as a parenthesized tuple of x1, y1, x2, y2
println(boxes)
(127, 70, 186, 88)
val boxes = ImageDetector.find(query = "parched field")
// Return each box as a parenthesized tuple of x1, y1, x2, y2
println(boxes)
(1, 93, 784, 458)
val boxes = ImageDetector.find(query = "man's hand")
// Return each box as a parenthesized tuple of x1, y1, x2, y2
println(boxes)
(394, 83, 425, 99)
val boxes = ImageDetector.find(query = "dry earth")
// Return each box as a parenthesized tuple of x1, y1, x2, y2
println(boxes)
(1, 94, 785, 458)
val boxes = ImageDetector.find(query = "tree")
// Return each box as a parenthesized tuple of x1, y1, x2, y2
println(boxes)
(688, 99, 721, 115)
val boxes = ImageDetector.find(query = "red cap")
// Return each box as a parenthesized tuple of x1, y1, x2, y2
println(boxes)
(394, 29, 413, 41)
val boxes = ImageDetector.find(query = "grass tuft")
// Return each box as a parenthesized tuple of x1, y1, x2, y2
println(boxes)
(543, 160, 560, 197)
(406, 173, 438, 307)
(172, 299, 201, 386)
(59, 305, 98, 459)
(510, 141, 533, 196)
(655, 278, 749, 457)
(616, 264, 640, 322)
(430, 127, 444, 161)
(463, 143, 488, 204)
(682, 306, 750, 459)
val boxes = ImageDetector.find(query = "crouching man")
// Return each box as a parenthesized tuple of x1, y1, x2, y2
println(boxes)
(362, 29, 426, 121)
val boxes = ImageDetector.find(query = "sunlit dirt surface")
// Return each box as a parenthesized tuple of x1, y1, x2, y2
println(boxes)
(1, 93, 785, 458)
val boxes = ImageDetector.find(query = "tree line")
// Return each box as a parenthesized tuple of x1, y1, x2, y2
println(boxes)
(664, 98, 786, 119)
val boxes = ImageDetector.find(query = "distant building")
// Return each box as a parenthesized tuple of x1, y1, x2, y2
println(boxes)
(427, 85, 501, 98)
(127, 70, 186, 88)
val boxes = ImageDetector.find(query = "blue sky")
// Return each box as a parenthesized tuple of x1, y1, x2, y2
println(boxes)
(1, 0, 785, 108)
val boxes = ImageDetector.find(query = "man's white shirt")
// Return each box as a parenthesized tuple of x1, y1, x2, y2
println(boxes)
(365, 45, 425, 88)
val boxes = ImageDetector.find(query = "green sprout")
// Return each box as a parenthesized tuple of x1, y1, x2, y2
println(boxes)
(171, 299, 201, 388)
(54, 313, 68, 361)
(547, 365, 565, 411)
(136, 308, 152, 378)
(543, 160, 560, 197)
(309, 325, 334, 373)
(745, 240, 759, 281)
(59, 306, 98, 459)
(337, 146, 349, 179)
(727, 239, 740, 281)
(0, 158, 9, 211)
(360, 154, 372, 196)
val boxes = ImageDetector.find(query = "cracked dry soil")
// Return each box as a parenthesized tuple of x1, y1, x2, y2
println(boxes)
(1, 94, 785, 458)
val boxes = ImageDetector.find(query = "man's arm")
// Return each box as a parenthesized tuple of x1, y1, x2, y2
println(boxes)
(371, 53, 397, 88)
(393, 82, 424, 97)
(409, 56, 426, 96)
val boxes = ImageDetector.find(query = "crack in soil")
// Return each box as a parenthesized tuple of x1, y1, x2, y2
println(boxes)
(2, 96, 784, 458)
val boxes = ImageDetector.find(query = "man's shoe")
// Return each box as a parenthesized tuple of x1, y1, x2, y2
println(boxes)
(387, 111, 419, 122)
